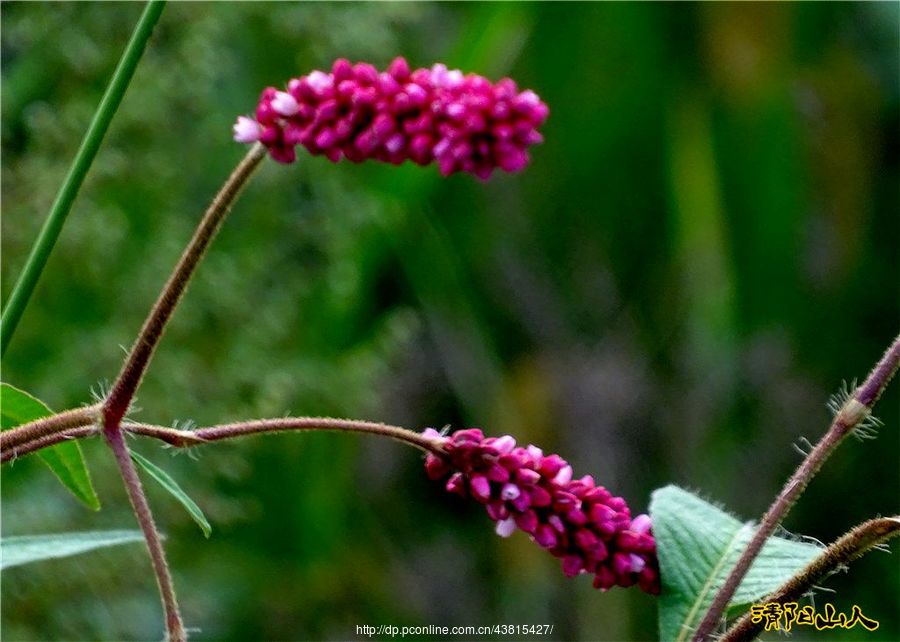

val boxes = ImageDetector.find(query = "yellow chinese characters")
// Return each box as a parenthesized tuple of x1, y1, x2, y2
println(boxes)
(749, 602, 879, 632)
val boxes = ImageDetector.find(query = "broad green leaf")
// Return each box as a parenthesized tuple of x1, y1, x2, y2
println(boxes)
(1, 383, 100, 510)
(1, 530, 145, 569)
(131, 449, 211, 538)
(651, 485, 822, 642)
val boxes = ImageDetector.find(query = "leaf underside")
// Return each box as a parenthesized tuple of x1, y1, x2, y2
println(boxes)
(1, 530, 145, 569)
(651, 485, 822, 642)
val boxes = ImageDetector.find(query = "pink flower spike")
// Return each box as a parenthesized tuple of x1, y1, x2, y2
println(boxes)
(514, 509, 539, 534)
(469, 475, 492, 502)
(526, 444, 544, 463)
(500, 483, 521, 501)
(593, 566, 616, 591)
(271, 91, 300, 116)
(421, 427, 444, 441)
(424, 453, 450, 480)
(562, 555, 584, 577)
(446, 472, 466, 496)
(534, 525, 558, 549)
(236, 57, 548, 177)
(306, 70, 333, 93)
(233, 116, 262, 143)
(388, 56, 411, 81)
(630, 514, 652, 534)
(486, 501, 509, 522)
(492, 435, 517, 455)
(495, 516, 517, 538)
(552, 465, 574, 485)
(612, 552, 636, 577)
(423, 427, 660, 595)
(628, 553, 646, 574)
(485, 463, 510, 483)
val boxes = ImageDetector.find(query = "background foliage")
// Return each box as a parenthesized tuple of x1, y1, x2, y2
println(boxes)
(2, 3, 897, 641)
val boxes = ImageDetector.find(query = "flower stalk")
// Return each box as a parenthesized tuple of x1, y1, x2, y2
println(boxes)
(2, 416, 446, 462)
(102, 143, 267, 434)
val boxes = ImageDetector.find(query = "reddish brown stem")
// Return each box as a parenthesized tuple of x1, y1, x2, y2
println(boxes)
(102, 144, 266, 433)
(123, 417, 446, 454)
(692, 334, 900, 641)
(105, 428, 185, 642)
(722, 517, 900, 642)
(0, 405, 98, 453)
(1, 426, 97, 464)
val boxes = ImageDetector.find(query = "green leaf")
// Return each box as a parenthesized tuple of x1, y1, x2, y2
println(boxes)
(0, 383, 100, 510)
(131, 449, 211, 538)
(1, 530, 145, 569)
(0, 0, 166, 356)
(651, 485, 822, 642)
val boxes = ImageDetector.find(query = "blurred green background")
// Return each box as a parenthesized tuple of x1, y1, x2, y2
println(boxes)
(2, 3, 897, 641)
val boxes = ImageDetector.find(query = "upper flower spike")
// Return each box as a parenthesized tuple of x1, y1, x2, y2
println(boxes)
(422, 428, 661, 595)
(233, 57, 549, 180)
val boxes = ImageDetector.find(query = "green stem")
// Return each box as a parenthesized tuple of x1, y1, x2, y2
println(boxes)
(0, 0, 166, 356)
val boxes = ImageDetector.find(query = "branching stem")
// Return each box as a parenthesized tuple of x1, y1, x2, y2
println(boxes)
(692, 334, 900, 641)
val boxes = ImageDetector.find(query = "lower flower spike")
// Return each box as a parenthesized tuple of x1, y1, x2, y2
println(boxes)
(422, 427, 660, 595)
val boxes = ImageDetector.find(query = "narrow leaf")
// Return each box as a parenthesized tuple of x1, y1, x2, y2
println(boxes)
(1, 530, 145, 569)
(0, 0, 166, 355)
(651, 485, 822, 642)
(131, 449, 211, 538)
(0, 383, 100, 510)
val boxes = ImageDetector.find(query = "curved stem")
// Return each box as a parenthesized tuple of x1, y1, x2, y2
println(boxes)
(722, 517, 900, 642)
(1, 426, 97, 464)
(102, 143, 266, 432)
(106, 428, 185, 642)
(3, 415, 446, 463)
(0, 405, 98, 453)
(0, 0, 166, 356)
(693, 334, 900, 641)
(124, 417, 446, 453)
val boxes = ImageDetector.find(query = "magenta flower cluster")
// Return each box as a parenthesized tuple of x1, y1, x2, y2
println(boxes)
(423, 428, 660, 594)
(233, 57, 549, 179)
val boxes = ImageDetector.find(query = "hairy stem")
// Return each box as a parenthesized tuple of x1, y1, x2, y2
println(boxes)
(0, 404, 98, 453)
(105, 428, 185, 642)
(692, 334, 900, 641)
(722, 517, 900, 642)
(102, 143, 266, 432)
(3, 414, 445, 461)
(1, 426, 96, 464)
(125, 417, 446, 453)
(0, 0, 166, 356)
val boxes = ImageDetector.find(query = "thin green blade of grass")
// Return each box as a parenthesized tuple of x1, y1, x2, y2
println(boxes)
(0, 0, 166, 355)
